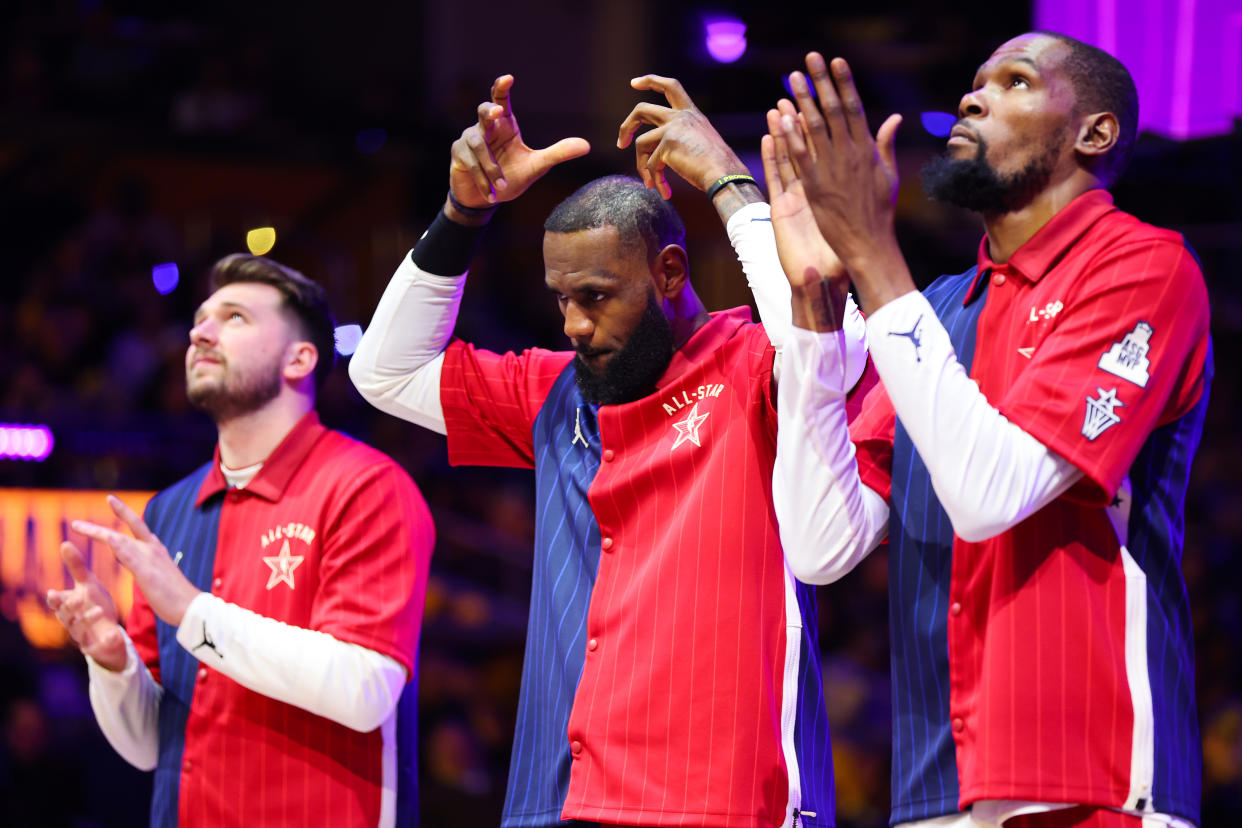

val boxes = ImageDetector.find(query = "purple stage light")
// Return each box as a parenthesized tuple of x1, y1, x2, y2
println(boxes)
(0, 424, 54, 461)
(152, 262, 179, 295)
(356, 128, 388, 154)
(1036, 0, 1242, 139)
(334, 324, 363, 356)
(705, 18, 747, 63)
(920, 111, 957, 137)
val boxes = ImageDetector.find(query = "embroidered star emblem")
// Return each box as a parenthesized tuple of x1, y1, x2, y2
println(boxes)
(262, 540, 304, 591)
(670, 402, 709, 451)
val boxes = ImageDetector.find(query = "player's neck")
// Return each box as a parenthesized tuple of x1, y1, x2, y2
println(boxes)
(214, 391, 314, 468)
(982, 172, 1102, 264)
(667, 285, 710, 352)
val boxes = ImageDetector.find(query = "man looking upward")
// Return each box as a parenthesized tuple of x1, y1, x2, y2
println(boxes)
(767, 32, 1210, 828)
(49, 254, 434, 827)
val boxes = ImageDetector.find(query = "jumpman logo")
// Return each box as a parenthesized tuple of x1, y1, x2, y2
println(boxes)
(190, 622, 221, 658)
(571, 406, 589, 449)
(888, 314, 924, 362)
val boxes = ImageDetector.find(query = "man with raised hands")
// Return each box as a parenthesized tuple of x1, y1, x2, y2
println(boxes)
(766, 33, 1210, 828)
(48, 255, 433, 827)
(351, 74, 869, 827)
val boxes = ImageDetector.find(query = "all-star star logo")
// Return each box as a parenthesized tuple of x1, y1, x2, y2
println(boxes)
(670, 401, 709, 451)
(262, 539, 304, 591)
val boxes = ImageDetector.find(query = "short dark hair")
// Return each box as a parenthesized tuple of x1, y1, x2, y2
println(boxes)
(1038, 31, 1139, 184)
(207, 253, 337, 390)
(543, 175, 686, 260)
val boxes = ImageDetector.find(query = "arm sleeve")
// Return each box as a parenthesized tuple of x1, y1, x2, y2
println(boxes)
(866, 291, 1087, 542)
(86, 629, 162, 771)
(348, 253, 463, 435)
(175, 593, 408, 733)
(727, 201, 868, 391)
(774, 326, 889, 584)
(349, 209, 492, 433)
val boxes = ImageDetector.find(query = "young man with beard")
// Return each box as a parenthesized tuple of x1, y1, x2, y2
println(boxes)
(47, 254, 434, 827)
(350, 74, 869, 828)
(764, 32, 1210, 828)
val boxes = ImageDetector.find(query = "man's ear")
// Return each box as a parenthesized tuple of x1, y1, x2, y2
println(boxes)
(652, 244, 690, 298)
(1076, 111, 1119, 162)
(283, 341, 319, 383)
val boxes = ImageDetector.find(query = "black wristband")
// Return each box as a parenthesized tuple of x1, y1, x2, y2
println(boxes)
(706, 173, 757, 200)
(410, 209, 490, 275)
(447, 189, 499, 218)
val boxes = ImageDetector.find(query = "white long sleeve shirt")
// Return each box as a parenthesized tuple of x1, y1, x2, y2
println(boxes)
(775, 289, 1083, 583)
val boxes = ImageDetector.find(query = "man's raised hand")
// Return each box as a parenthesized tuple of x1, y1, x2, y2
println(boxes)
(618, 74, 751, 200)
(778, 54, 903, 272)
(47, 540, 127, 671)
(448, 75, 590, 213)
(71, 495, 201, 629)
(762, 105, 851, 333)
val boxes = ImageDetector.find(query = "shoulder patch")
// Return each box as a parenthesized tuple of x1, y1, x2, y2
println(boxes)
(1097, 321, 1153, 388)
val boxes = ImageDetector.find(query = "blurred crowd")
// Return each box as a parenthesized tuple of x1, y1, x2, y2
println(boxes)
(1, 2, 1240, 826)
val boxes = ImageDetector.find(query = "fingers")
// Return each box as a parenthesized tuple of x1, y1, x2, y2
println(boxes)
(489, 74, 515, 117)
(760, 134, 783, 201)
(531, 137, 591, 176)
(779, 109, 813, 172)
(107, 494, 160, 545)
(617, 101, 673, 149)
(450, 136, 499, 203)
(629, 74, 695, 110)
(876, 113, 903, 178)
(60, 540, 91, 584)
(826, 57, 869, 142)
(70, 519, 125, 550)
(466, 110, 507, 193)
(787, 70, 832, 161)
(763, 109, 796, 194)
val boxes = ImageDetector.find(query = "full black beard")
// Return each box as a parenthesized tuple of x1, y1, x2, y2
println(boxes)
(574, 293, 674, 405)
(921, 133, 1057, 216)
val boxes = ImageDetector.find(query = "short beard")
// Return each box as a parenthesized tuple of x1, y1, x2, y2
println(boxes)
(574, 292, 674, 405)
(921, 133, 1058, 216)
(187, 357, 283, 424)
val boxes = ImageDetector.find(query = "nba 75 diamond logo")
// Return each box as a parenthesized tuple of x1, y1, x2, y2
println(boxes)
(1082, 387, 1125, 441)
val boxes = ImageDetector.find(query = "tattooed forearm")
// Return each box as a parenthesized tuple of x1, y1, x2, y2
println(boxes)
(710, 181, 765, 223)
(791, 279, 847, 332)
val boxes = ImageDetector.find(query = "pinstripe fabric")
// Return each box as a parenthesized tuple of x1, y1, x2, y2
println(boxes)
(850, 191, 1210, 825)
(142, 461, 219, 828)
(1123, 357, 1211, 817)
(886, 268, 987, 823)
(441, 310, 835, 828)
(500, 372, 603, 826)
(127, 412, 432, 827)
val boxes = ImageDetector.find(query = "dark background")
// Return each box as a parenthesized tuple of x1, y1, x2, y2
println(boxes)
(1, 1, 1239, 825)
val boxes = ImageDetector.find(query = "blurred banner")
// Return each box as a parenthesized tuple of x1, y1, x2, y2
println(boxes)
(0, 489, 154, 649)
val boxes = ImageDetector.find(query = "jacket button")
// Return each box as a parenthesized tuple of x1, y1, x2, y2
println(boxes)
(603, 449, 615, 462)
(571, 740, 582, 756)
(197, 668, 208, 682)
(950, 602, 962, 616)
(952, 717, 965, 732)
(601, 537, 613, 552)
